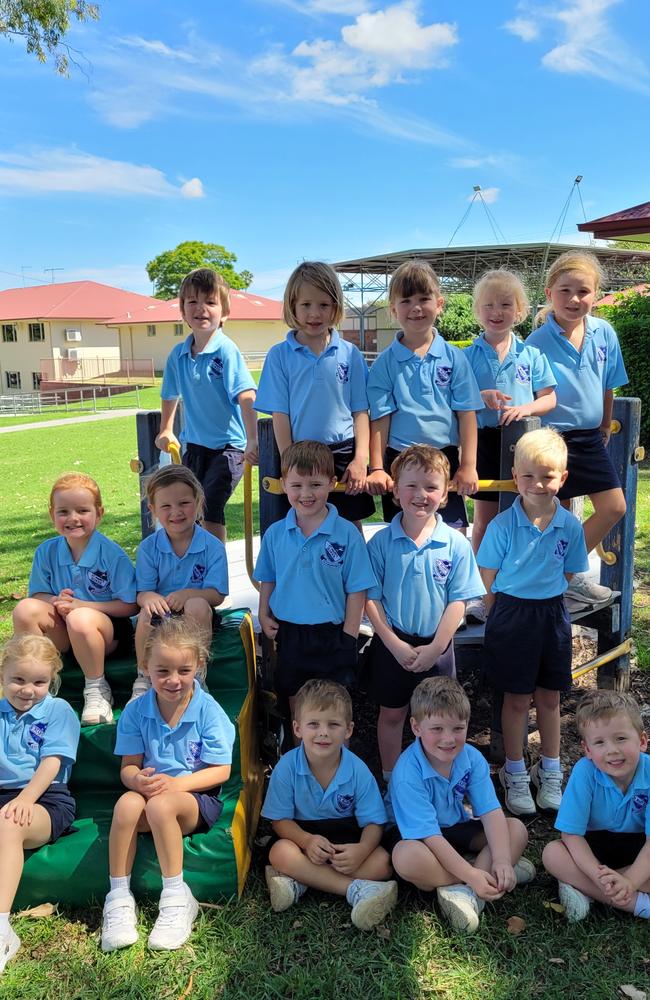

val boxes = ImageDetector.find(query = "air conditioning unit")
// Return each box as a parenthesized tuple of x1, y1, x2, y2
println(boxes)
(66, 348, 81, 361)
(65, 329, 82, 342)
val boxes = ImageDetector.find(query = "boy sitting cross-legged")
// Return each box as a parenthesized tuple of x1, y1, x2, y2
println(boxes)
(388, 676, 534, 934)
(262, 679, 398, 931)
(543, 690, 650, 923)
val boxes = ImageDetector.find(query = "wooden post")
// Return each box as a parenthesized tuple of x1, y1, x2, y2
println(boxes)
(596, 397, 641, 690)
(490, 416, 541, 762)
(135, 406, 183, 540)
(258, 417, 287, 537)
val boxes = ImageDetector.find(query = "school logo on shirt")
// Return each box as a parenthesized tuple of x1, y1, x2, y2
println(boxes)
(336, 362, 350, 384)
(86, 569, 110, 596)
(335, 793, 354, 814)
(320, 541, 346, 567)
(432, 558, 452, 583)
(191, 563, 206, 584)
(209, 357, 224, 378)
(452, 770, 471, 798)
(27, 721, 47, 751)
(186, 740, 203, 769)
(596, 345, 607, 364)
(633, 792, 649, 813)
(515, 363, 531, 385)
(554, 539, 569, 559)
(435, 365, 453, 388)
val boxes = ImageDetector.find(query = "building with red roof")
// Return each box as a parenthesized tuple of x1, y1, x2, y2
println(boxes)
(578, 201, 650, 243)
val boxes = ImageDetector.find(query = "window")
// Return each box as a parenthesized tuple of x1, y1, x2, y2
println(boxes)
(28, 322, 44, 342)
(147, 324, 156, 337)
(1, 324, 17, 342)
(32, 372, 43, 389)
(174, 323, 184, 337)
(5, 371, 21, 389)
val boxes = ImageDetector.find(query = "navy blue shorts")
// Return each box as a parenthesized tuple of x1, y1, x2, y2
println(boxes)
(585, 830, 647, 869)
(483, 592, 572, 694)
(381, 446, 468, 528)
(476, 427, 502, 503)
(367, 628, 456, 709)
(108, 614, 134, 659)
(385, 818, 484, 853)
(0, 784, 76, 843)
(184, 443, 245, 525)
(558, 428, 621, 500)
(274, 620, 358, 697)
(191, 788, 224, 832)
(265, 817, 363, 864)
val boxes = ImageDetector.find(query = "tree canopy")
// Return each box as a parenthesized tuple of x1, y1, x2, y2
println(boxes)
(146, 242, 254, 300)
(0, 1, 100, 74)
(436, 293, 480, 341)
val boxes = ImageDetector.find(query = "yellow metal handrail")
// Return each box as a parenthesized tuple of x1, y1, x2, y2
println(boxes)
(571, 639, 632, 681)
(261, 476, 518, 496)
(243, 463, 260, 593)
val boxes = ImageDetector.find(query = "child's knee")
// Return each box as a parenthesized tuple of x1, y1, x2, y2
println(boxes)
(269, 838, 300, 869)
(541, 839, 566, 873)
(113, 791, 146, 823)
(184, 597, 212, 621)
(503, 691, 532, 713)
(66, 606, 100, 635)
(144, 793, 178, 827)
(535, 688, 560, 711)
(12, 597, 46, 629)
(391, 840, 422, 879)
(506, 817, 528, 849)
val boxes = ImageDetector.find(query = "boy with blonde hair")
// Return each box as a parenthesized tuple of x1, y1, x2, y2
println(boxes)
(477, 428, 589, 815)
(543, 690, 650, 923)
(387, 676, 532, 934)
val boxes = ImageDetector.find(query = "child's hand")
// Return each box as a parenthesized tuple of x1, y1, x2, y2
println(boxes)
(0, 795, 33, 826)
(492, 860, 516, 893)
(305, 834, 335, 865)
(388, 637, 418, 669)
(166, 590, 191, 612)
(53, 590, 81, 617)
(481, 389, 511, 411)
(500, 403, 532, 425)
(244, 438, 259, 466)
(259, 611, 279, 641)
(132, 767, 172, 798)
(468, 868, 503, 901)
(600, 425, 612, 446)
(365, 469, 393, 496)
(408, 645, 441, 674)
(597, 865, 634, 905)
(141, 594, 171, 617)
(452, 465, 478, 497)
(341, 458, 367, 495)
(155, 430, 180, 454)
(330, 842, 368, 875)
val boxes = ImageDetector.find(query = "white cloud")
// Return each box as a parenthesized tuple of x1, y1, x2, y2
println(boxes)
(469, 187, 500, 204)
(180, 177, 204, 198)
(504, 17, 539, 41)
(342, 3, 457, 67)
(264, 1, 371, 14)
(451, 154, 517, 169)
(0, 148, 200, 198)
(118, 36, 197, 62)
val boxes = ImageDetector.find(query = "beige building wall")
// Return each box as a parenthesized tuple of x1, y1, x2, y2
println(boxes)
(0, 318, 120, 391)
(116, 319, 287, 372)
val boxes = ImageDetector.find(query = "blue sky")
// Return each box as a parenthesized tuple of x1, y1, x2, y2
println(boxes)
(0, 0, 648, 298)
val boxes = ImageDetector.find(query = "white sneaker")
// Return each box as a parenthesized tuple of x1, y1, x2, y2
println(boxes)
(565, 573, 612, 605)
(498, 766, 536, 816)
(0, 926, 20, 974)
(513, 858, 536, 885)
(81, 679, 114, 725)
(265, 865, 307, 913)
(128, 673, 152, 704)
(346, 879, 398, 931)
(466, 598, 487, 625)
(436, 884, 484, 934)
(148, 884, 199, 950)
(530, 761, 563, 812)
(558, 882, 592, 922)
(101, 891, 139, 952)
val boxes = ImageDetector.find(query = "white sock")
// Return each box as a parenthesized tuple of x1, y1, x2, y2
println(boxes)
(634, 891, 650, 919)
(161, 874, 184, 894)
(0, 912, 9, 933)
(505, 758, 527, 774)
(84, 677, 102, 690)
(541, 756, 561, 772)
(109, 875, 131, 894)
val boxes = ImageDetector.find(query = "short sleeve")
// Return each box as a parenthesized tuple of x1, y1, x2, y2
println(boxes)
(449, 349, 484, 411)
(390, 771, 442, 839)
(604, 324, 628, 391)
(41, 701, 80, 764)
(531, 349, 557, 392)
(203, 537, 229, 595)
(466, 752, 500, 817)
(367, 353, 397, 420)
(221, 341, 256, 405)
(135, 536, 159, 593)
(476, 517, 508, 571)
(253, 529, 277, 583)
(446, 537, 486, 603)
(261, 754, 297, 820)
(341, 529, 378, 595)
(110, 546, 137, 603)
(254, 344, 290, 415)
(555, 759, 594, 834)
(198, 699, 235, 766)
(28, 543, 55, 596)
(563, 518, 590, 576)
(348, 347, 370, 414)
(353, 762, 388, 827)
(366, 531, 387, 603)
(161, 347, 181, 401)
(114, 703, 146, 758)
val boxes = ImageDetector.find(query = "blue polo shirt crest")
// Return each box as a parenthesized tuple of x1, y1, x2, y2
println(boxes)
(87, 569, 110, 596)
(27, 721, 47, 750)
(209, 357, 224, 378)
(435, 365, 452, 387)
(186, 740, 203, 769)
(321, 541, 346, 567)
(336, 362, 349, 384)
(633, 792, 649, 813)
(190, 563, 206, 584)
(515, 363, 530, 384)
(597, 345, 607, 364)
(452, 770, 471, 798)
(433, 558, 452, 583)
(336, 793, 354, 813)
(554, 539, 569, 559)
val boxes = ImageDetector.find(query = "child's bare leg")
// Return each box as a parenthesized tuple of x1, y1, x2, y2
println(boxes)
(336, 845, 393, 882)
(145, 792, 200, 877)
(184, 597, 213, 639)
(501, 692, 531, 762)
(66, 607, 117, 680)
(542, 840, 633, 909)
(377, 705, 409, 774)
(12, 598, 70, 651)
(0, 806, 52, 911)
(392, 839, 455, 891)
(471, 499, 499, 556)
(534, 687, 561, 759)
(134, 610, 153, 672)
(109, 792, 148, 876)
(473, 818, 527, 873)
(269, 838, 353, 896)
(583, 487, 626, 553)
(204, 521, 226, 543)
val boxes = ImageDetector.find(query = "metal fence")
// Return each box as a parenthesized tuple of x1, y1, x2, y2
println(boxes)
(39, 357, 155, 385)
(0, 385, 142, 416)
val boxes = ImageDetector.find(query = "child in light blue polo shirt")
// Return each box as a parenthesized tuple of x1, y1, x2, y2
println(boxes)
(254, 441, 377, 718)
(0, 635, 80, 976)
(255, 261, 374, 527)
(133, 465, 228, 699)
(13, 473, 137, 728)
(366, 259, 483, 529)
(528, 251, 628, 605)
(262, 680, 398, 931)
(543, 690, 650, 924)
(477, 428, 589, 818)
(365, 445, 484, 779)
(101, 616, 234, 954)
(156, 267, 258, 543)
(388, 677, 532, 934)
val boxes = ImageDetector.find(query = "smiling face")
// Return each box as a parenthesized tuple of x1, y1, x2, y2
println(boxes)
(293, 701, 353, 762)
(2, 656, 52, 714)
(581, 713, 647, 790)
(393, 462, 447, 522)
(411, 712, 468, 771)
(282, 465, 335, 522)
(50, 486, 102, 547)
(150, 481, 199, 542)
(476, 286, 521, 341)
(180, 288, 225, 338)
(390, 289, 444, 341)
(513, 457, 567, 512)
(293, 281, 337, 344)
(546, 269, 598, 331)
(144, 642, 199, 712)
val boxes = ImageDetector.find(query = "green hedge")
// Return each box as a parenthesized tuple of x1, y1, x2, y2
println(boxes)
(597, 292, 650, 447)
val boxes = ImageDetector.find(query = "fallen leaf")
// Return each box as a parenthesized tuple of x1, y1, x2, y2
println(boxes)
(16, 903, 56, 918)
(198, 902, 222, 911)
(506, 916, 526, 936)
(292, 920, 302, 930)
(178, 973, 194, 1000)
(619, 987, 647, 1000)
(543, 901, 565, 913)
(376, 925, 391, 940)
(549, 958, 565, 965)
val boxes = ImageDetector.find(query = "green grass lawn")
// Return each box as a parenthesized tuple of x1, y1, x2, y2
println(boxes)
(0, 416, 649, 999)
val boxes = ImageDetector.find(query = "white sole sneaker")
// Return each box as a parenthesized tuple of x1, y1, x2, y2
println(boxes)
(350, 880, 398, 931)
(513, 858, 536, 885)
(101, 893, 139, 952)
(265, 866, 301, 913)
(147, 889, 199, 950)
(0, 927, 20, 974)
(436, 884, 483, 934)
(558, 882, 592, 923)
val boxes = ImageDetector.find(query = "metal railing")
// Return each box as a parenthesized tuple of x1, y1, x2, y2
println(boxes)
(0, 385, 142, 415)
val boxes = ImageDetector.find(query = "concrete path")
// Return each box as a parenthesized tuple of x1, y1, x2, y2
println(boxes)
(0, 409, 141, 433)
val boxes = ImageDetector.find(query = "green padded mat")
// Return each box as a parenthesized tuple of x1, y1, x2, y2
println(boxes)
(15, 608, 264, 908)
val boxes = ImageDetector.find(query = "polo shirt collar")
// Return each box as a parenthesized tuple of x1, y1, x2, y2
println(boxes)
(512, 495, 569, 530)
(287, 329, 340, 353)
(57, 530, 102, 568)
(139, 680, 204, 724)
(591, 757, 643, 794)
(414, 737, 470, 781)
(390, 330, 443, 363)
(286, 503, 338, 536)
(477, 332, 520, 359)
(547, 313, 595, 347)
(0, 693, 52, 721)
(155, 524, 202, 555)
(295, 742, 353, 787)
(179, 330, 224, 357)
(389, 512, 446, 549)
